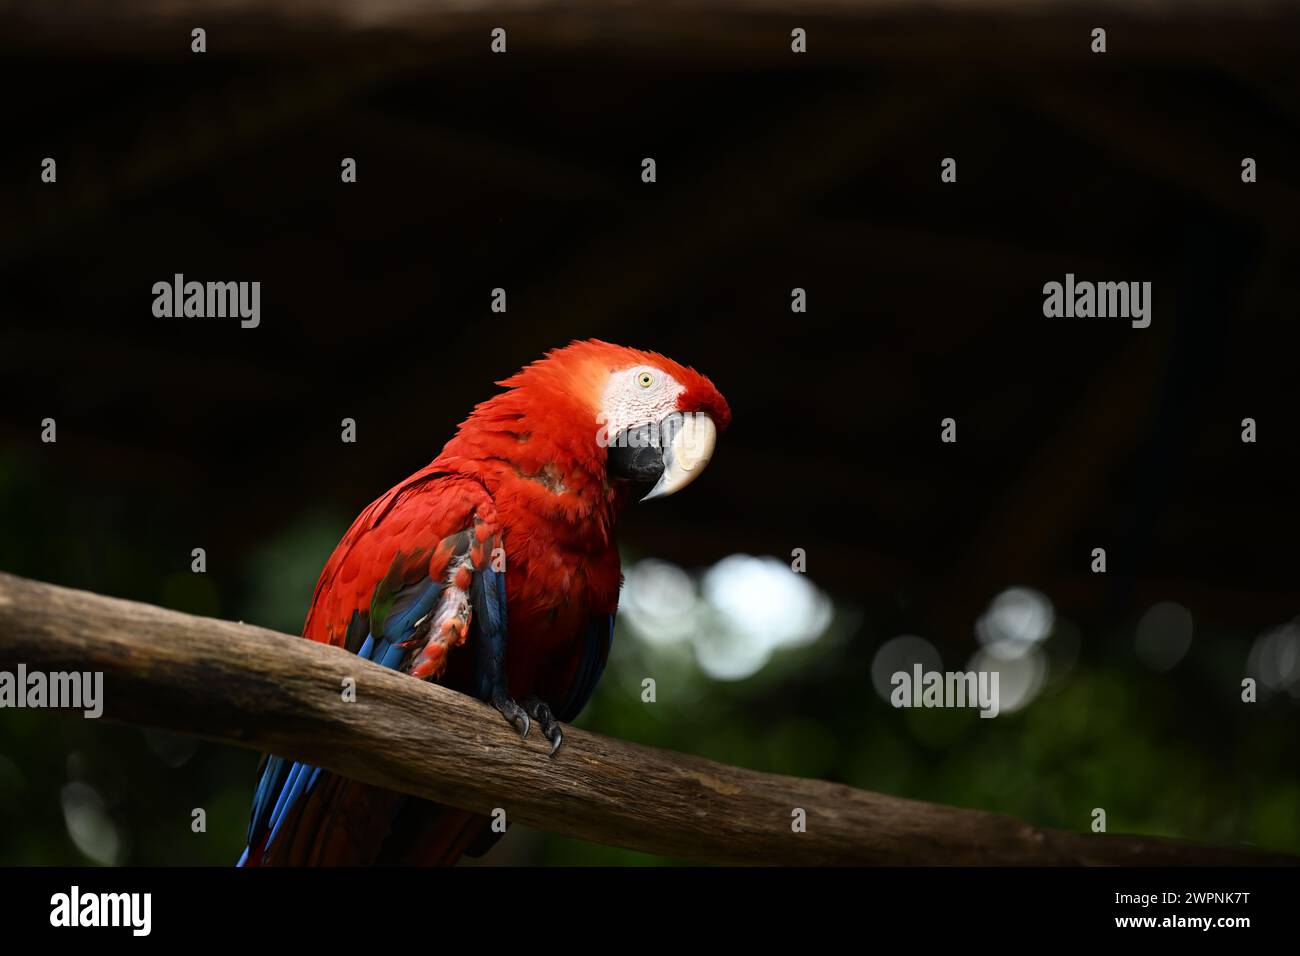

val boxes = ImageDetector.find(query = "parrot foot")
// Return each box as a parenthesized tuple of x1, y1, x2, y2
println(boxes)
(522, 696, 563, 757)
(492, 694, 530, 740)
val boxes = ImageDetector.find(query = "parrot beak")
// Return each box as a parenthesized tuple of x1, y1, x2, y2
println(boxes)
(640, 412, 717, 501)
(605, 411, 718, 502)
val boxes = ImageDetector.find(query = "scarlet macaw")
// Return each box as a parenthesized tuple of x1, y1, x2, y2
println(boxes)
(238, 339, 730, 865)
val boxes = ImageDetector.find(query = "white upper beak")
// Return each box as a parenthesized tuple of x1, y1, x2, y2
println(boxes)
(641, 413, 718, 501)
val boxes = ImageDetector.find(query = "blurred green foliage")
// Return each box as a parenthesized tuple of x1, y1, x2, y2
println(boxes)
(1, 450, 1296, 866)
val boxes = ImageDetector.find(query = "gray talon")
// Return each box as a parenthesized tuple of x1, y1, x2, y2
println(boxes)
(493, 695, 530, 739)
(523, 696, 565, 757)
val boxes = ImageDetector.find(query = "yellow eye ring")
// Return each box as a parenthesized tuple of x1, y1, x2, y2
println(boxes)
(637, 371, 655, 389)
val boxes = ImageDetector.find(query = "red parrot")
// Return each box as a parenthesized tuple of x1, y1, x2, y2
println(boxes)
(238, 339, 730, 865)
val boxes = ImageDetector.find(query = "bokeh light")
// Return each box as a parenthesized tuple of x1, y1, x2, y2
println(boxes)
(871, 635, 943, 703)
(1134, 601, 1195, 672)
(60, 782, 122, 865)
(622, 554, 834, 681)
(968, 644, 1049, 714)
(1247, 621, 1300, 698)
(976, 587, 1055, 659)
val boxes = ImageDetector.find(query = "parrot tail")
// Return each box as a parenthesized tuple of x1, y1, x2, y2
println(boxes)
(239, 760, 494, 866)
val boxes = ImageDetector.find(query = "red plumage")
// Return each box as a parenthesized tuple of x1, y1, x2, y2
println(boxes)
(241, 339, 729, 865)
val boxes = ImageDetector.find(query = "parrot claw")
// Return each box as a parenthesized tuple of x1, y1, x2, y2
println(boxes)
(523, 696, 564, 757)
(492, 695, 530, 739)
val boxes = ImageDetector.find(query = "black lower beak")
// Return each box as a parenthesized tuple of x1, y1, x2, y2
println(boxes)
(605, 424, 666, 486)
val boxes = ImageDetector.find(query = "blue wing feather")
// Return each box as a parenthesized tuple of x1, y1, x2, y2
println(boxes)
(469, 565, 509, 702)
(555, 614, 615, 722)
(239, 526, 610, 866)
(239, 574, 449, 865)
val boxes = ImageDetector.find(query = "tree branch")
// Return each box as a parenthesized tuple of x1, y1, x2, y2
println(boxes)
(0, 571, 1289, 865)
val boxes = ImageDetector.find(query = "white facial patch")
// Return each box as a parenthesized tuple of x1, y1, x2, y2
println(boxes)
(597, 365, 685, 439)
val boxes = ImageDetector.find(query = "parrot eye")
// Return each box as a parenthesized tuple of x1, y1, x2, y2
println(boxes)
(636, 371, 655, 389)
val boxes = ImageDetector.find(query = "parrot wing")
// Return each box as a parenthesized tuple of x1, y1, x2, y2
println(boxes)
(239, 468, 510, 866)
(388, 611, 616, 866)
(552, 613, 615, 722)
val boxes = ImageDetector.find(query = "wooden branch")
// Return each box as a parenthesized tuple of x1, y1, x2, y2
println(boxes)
(0, 571, 1290, 865)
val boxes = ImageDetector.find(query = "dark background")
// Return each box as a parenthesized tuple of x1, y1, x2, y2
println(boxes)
(1, 2, 1298, 864)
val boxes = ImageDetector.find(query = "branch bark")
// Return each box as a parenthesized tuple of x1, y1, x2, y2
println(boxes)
(0, 571, 1290, 865)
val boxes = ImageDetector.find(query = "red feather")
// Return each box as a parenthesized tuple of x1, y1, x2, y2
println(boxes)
(245, 340, 729, 865)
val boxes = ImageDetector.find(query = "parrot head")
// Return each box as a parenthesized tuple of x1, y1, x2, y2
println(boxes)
(459, 339, 730, 505)
(585, 343, 731, 501)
